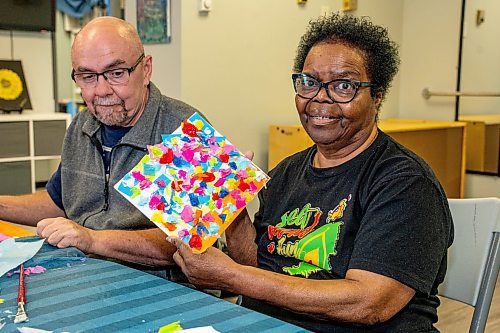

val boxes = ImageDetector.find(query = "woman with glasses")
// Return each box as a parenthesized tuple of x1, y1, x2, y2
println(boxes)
(170, 13, 453, 332)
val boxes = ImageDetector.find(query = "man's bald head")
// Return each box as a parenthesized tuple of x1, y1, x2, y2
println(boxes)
(70, 16, 152, 127)
(72, 16, 143, 58)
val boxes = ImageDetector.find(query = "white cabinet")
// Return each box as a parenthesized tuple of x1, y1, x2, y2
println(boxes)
(0, 113, 71, 194)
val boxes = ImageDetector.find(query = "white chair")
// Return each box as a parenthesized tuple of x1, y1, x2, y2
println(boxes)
(440, 197, 500, 333)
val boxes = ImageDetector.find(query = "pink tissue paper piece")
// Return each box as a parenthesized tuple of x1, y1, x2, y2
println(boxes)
(0, 233, 11, 242)
(8, 265, 46, 277)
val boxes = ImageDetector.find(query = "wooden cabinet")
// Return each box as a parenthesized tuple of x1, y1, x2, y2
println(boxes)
(269, 119, 466, 198)
(268, 125, 311, 169)
(459, 115, 500, 175)
(0, 113, 71, 195)
(379, 119, 466, 198)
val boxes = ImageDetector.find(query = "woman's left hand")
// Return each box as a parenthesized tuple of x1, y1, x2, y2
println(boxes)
(168, 237, 239, 290)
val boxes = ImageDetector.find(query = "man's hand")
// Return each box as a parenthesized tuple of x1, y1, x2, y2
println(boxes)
(168, 237, 238, 290)
(37, 217, 94, 252)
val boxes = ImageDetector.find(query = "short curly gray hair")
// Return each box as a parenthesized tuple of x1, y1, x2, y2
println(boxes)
(294, 13, 400, 106)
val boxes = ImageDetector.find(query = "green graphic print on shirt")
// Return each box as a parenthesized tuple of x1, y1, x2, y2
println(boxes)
(266, 195, 351, 278)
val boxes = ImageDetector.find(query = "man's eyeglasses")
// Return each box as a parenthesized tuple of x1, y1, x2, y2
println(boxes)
(71, 54, 145, 88)
(292, 73, 376, 103)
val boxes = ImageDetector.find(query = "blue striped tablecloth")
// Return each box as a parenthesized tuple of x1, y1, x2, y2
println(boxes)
(0, 253, 308, 333)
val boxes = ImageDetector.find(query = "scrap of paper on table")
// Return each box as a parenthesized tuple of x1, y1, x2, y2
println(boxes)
(115, 112, 270, 253)
(0, 238, 45, 277)
(16, 327, 70, 333)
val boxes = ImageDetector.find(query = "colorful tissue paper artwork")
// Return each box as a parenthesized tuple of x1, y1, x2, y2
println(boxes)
(115, 112, 270, 253)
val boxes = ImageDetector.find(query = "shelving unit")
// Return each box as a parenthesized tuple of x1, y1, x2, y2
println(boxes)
(0, 113, 71, 195)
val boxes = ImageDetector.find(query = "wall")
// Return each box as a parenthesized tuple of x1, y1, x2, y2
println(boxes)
(460, 0, 500, 116)
(180, 0, 339, 169)
(353, 0, 404, 121)
(398, 0, 462, 121)
(123, 0, 404, 171)
(181, 0, 406, 170)
(55, 12, 73, 103)
(398, 0, 500, 198)
(460, 0, 500, 197)
(125, 0, 182, 100)
(465, 174, 500, 198)
(463, 0, 500, 198)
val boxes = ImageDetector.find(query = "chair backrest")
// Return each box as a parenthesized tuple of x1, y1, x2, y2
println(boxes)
(440, 197, 500, 332)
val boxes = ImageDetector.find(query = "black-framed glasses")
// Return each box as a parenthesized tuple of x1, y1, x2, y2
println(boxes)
(71, 54, 145, 88)
(292, 73, 376, 103)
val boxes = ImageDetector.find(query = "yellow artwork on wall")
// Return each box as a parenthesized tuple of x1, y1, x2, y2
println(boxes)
(0, 60, 32, 113)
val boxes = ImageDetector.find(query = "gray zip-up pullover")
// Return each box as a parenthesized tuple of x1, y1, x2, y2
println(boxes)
(60, 83, 199, 230)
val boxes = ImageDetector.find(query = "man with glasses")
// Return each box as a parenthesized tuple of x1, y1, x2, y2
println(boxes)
(0, 16, 200, 278)
(168, 13, 453, 332)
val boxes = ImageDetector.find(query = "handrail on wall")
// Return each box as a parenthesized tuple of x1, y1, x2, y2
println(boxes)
(422, 88, 500, 100)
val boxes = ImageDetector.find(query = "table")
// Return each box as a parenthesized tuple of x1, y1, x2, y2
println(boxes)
(458, 114, 500, 175)
(0, 240, 308, 333)
(269, 119, 466, 198)
(379, 119, 466, 198)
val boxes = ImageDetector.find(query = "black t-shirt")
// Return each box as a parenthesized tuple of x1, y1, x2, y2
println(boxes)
(242, 130, 453, 333)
